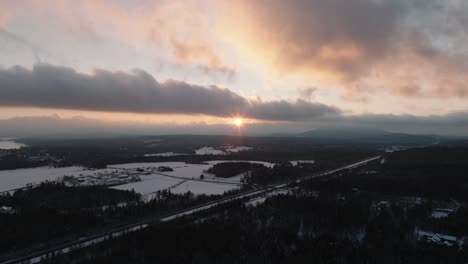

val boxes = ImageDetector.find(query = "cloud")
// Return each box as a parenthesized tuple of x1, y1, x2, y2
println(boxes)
(170, 38, 237, 78)
(0, 0, 235, 78)
(0, 64, 338, 121)
(221, 0, 468, 98)
(222, 0, 404, 79)
(297, 87, 317, 100)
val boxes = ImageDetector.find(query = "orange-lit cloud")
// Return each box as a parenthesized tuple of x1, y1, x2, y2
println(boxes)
(219, 0, 468, 99)
(2, 0, 234, 77)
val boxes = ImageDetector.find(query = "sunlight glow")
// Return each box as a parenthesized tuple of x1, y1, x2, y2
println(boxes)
(233, 117, 244, 127)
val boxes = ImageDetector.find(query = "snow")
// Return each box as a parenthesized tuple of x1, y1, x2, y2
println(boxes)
(109, 162, 188, 169)
(0, 160, 275, 196)
(195, 147, 226, 155)
(109, 161, 279, 196)
(225, 146, 253, 153)
(111, 174, 182, 194)
(0, 166, 122, 192)
(245, 189, 292, 206)
(110, 160, 276, 181)
(431, 209, 454, 219)
(170, 180, 238, 195)
(144, 152, 189, 157)
(205, 160, 276, 168)
(143, 139, 162, 143)
(290, 160, 315, 166)
(0, 140, 27, 149)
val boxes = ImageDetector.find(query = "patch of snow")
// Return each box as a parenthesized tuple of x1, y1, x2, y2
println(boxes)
(245, 189, 292, 206)
(111, 174, 182, 194)
(144, 152, 189, 157)
(290, 160, 315, 166)
(195, 147, 226, 155)
(143, 139, 162, 143)
(225, 146, 253, 153)
(431, 209, 454, 219)
(0, 141, 27, 149)
(205, 160, 276, 168)
(170, 180, 238, 195)
(0, 166, 123, 192)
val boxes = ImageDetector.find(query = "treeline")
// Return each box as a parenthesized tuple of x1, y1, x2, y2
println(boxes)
(206, 162, 266, 178)
(244, 163, 309, 185)
(307, 147, 468, 201)
(48, 192, 468, 264)
(0, 153, 49, 170)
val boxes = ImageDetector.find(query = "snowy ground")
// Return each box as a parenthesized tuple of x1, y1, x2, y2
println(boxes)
(195, 147, 226, 155)
(170, 180, 237, 195)
(245, 189, 292, 207)
(0, 140, 26, 150)
(0, 167, 123, 192)
(0, 160, 275, 197)
(290, 160, 315, 166)
(108, 160, 276, 197)
(144, 152, 189, 157)
(111, 174, 182, 199)
(225, 146, 253, 153)
(143, 146, 253, 157)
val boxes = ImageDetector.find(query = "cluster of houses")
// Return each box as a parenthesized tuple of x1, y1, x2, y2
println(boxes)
(63, 170, 142, 187)
(62, 166, 176, 187)
(423, 233, 459, 247)
(0, 206, 14, 214)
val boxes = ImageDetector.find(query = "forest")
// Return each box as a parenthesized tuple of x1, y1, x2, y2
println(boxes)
(46, 191, 468, 264)
(0, 183, 223, 261)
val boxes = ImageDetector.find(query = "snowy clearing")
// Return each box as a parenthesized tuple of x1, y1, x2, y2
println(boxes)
(111, 175, 182, 195)
(0, 140, 27, 150)
(0, 160, 275, 196)
(0, 167, 123, 192)
(225, 146, 253, 153)
(170, 180, 238, 195)
(195, 147, 226, 155)
(290, 160, 315, 166)
(245, 189, 292, 207)
(144, 152, 189, 157)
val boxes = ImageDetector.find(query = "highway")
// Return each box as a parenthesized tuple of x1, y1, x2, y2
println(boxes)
(1, 155, 381, 264)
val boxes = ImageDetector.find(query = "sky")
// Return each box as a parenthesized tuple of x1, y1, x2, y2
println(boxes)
(1, 0, 468, 136)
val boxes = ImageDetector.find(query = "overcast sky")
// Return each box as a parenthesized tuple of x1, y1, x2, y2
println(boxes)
(1, 0, 468, 136)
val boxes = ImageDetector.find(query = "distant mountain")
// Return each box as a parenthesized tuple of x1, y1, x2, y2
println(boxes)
(297, 127, 440, 146)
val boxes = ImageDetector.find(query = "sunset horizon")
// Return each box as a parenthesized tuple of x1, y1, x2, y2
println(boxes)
(1, 0, 468, 137)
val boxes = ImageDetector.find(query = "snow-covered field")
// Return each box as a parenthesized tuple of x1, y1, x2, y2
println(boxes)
(111, 175, 181, 194)
(109, 160, 275, 180)
(0, 160, 275, 197)
(143, 146, 253, 157)
(225, 146, 253, 153)
(170, 180, 238, 195)
(0, 140, 27, 150)
(290, 160, 315, 166)
(0, 167, 122, 192)
(144, 152, 189, 157)
(195, 147, 226, 155)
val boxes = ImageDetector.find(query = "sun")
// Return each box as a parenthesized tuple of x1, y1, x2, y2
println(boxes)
(233, 117, 244, 127)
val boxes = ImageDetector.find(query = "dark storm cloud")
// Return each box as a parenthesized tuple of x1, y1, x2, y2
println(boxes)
(0, 64, 339, 121)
